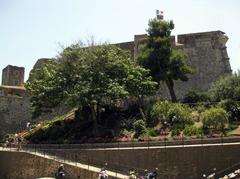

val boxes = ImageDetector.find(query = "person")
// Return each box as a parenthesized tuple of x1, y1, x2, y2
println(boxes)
(16, 134, 22, 151)
(4, 139, 9, 148)
(139, 169, 148, 179)
(56, 164, 65, 178)
(26, 122, 31, 131)
(9, 138, 14, 148)
(129, 170, 137, 179)
(98, 167, 108, 179)
(146, 168, 158, 179)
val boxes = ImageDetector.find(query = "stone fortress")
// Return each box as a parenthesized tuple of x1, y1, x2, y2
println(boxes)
(0, 66, 30, 138)
(0, 30, 232, 138)
(116, 30, 231, 98)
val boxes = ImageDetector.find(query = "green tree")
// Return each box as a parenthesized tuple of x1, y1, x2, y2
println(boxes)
(138, 19, 193, 102)
(209, 73, 240, 102)
(26, 44, 158, 133)
(25, 61, 63, 118)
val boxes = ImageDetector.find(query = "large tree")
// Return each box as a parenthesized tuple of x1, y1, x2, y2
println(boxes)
(137, 19, 193, 102)
(26, 44, 157, 132)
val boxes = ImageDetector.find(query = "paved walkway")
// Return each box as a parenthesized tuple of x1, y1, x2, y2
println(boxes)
(0, 147, 129, 179)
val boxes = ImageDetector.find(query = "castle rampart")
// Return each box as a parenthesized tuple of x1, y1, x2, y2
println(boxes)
(115, 30, 232, 99)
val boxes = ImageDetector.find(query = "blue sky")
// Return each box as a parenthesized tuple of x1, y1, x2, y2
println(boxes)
(0, 0, 240, 82)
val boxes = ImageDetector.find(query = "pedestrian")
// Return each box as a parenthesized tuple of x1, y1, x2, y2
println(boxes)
(56, 164, 65, 178)
(4, 139, 9, 148)
(16, 134, 22, 151)
(26, 122, 31, 131)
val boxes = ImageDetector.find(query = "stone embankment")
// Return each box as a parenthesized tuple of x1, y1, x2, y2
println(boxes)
(0, 147, 128, 179)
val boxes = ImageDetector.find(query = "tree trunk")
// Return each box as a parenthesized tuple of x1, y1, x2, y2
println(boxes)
(137, 97, 147, 121)
(165, 77, 177, 102)
(90, 105, 98, 136)
(139, 107, 147, 121)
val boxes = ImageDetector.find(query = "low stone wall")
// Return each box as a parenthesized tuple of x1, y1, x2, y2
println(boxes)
(0, 151, 118, 179)
(2, 142, 240, 178)
(34, 143, 240, 179)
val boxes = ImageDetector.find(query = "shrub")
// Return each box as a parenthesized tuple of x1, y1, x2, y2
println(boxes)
(133, 119, 146, 138)
(194, 105, 207, 113)
(145, 128, 158, 137)
(168, 103, 193, 127)
(183, 125, 202, 136)
(150, 100, 172, 124)
(183, 90, 211, 104)
(121, 128, 131, 136)
(171, 127, 181, 136)
(201, 107, 229, 131)
(209, 73, 240, 101)
(150, 101, 193, 127)
(218, 99, 240, 122)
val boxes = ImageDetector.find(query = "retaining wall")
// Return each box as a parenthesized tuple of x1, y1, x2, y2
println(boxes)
(34, 143, 240, 179)
(0, 151, 117, 179)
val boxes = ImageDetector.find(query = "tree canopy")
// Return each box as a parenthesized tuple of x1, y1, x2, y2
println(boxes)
(26, 44, 158, 123)
(137, 18, 193, 102)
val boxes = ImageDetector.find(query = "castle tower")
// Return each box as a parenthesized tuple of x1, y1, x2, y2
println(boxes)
(2, 65, 25, 86)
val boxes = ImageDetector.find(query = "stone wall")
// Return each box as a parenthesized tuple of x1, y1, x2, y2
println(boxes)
(2, 65, 24, 87)
(0, 95, 72, 139)
(0, 96, 31, 138)
(114, 41, 135, 58)
(0, 86, 26, 97)
(170, 31, 231, 99)
(0, 151, 112, 179)
(43, 144, 240, 179)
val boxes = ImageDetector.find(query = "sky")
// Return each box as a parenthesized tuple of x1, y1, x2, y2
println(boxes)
(0, 0, 240, 82)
